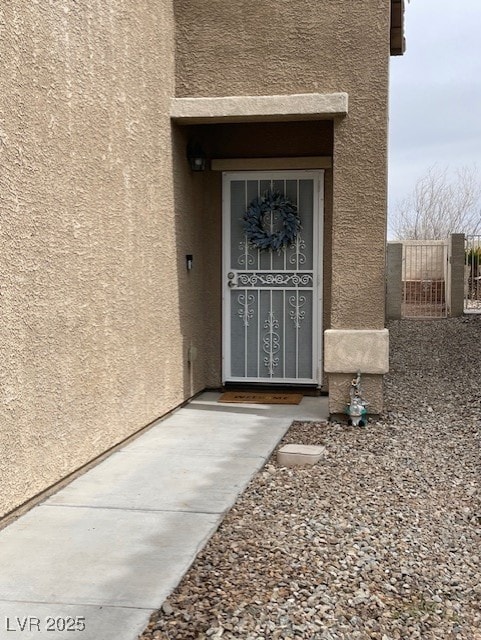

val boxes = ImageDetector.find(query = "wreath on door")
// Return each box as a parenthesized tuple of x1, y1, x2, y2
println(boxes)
(243, 190, 301, 251)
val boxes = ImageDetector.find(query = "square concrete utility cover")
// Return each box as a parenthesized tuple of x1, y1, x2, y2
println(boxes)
(277, 444, 326, 467)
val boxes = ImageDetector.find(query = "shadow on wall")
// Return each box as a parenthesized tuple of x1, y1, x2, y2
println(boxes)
(171, 124, 222, 399)
(170, 120, 336, 398)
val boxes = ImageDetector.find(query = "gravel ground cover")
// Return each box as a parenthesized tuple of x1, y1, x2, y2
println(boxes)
(139, 318, 481, 640)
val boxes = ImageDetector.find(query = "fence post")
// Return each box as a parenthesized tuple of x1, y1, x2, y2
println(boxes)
(386, 242, 402, 320)
(448, 233, 465, 317)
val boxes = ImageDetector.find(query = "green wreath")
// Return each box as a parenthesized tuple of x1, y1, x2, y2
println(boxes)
(243, 190, 301, 251)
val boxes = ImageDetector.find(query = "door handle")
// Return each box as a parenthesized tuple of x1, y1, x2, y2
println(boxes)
(227, 272, 237, 288)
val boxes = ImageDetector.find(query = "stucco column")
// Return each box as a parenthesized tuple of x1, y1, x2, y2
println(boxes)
(326, 95, 389, 416)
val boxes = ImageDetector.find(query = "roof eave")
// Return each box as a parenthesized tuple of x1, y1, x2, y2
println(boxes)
(390, 0, 406, 56)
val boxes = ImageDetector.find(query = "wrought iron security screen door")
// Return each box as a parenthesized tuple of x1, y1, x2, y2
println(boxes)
(222, 170, 323, 384)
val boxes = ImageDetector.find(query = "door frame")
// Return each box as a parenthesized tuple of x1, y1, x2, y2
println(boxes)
(221, 169, 324, 386)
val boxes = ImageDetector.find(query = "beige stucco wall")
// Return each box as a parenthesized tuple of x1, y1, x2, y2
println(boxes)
(1, 1, 392, 517)
(0, 1, 213, 518)
(175, 0, 390, 413)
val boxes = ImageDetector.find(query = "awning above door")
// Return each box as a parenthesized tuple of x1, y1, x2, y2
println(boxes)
(170, 92, 348, 125)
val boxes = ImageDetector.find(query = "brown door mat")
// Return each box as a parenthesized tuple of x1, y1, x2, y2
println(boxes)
(218, 391, 303, 404)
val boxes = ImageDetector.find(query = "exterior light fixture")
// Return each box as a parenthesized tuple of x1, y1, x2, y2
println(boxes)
(186, 140, 207, 172)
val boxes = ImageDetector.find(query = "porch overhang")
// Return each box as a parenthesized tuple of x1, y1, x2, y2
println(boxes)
(170, 92, 348, 125)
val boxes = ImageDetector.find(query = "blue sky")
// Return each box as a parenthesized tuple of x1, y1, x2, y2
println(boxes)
(388, 0, 481, 231)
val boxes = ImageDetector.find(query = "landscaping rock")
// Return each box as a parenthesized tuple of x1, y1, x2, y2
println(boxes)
(139, 317, 481, 640)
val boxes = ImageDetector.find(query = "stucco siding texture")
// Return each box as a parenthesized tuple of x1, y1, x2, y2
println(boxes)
(0, 1, 200, 517)
(1, 1, 393, 517)
(174, 0, 389, 101)
(175, 1, 390, 412)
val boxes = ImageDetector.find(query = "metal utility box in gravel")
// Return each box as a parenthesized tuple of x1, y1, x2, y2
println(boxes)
(277, 444, 326, 467)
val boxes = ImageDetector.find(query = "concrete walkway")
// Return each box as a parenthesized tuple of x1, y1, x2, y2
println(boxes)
(0, 392, 328, 640)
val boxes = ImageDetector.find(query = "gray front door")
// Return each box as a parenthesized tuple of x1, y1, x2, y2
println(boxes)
(222, 170, 323, 385)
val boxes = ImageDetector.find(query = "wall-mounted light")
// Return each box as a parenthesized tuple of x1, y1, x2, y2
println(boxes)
(186, 140, 207, 172)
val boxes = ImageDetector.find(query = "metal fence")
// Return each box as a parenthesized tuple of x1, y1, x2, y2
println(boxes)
(401, 241, 448, 318)
(464, 234, 481, 313)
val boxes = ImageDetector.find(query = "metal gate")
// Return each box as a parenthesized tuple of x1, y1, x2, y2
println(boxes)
(401, 241, 448, 318)
(464, 234, 481, 313)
